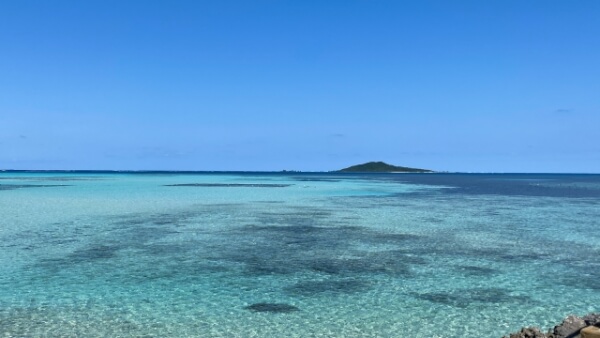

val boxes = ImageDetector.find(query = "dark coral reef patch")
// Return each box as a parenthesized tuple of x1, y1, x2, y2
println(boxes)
(244, 303, 300, 313)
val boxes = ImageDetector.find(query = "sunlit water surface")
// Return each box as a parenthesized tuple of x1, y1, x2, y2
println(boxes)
(1, 172, 599, 337)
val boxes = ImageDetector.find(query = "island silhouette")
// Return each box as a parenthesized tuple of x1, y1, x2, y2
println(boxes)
(338, 161, 432, 173)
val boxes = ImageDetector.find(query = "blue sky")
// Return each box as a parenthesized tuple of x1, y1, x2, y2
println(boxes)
(1, 0, 599, 172)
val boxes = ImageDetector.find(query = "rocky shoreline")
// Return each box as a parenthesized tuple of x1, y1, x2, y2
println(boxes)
(504, 313, 600, 338)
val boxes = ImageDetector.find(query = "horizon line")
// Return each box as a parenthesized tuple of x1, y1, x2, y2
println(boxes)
(1, 169, 599, 175)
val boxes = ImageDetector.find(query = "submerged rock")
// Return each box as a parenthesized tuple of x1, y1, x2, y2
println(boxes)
(503, 313, 600, 338)
(244, 303, 299, 313)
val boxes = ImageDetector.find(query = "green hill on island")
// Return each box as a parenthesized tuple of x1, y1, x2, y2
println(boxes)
(338, 161, 432, 173)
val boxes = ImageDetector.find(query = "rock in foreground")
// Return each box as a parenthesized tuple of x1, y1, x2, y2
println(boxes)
(503, 313, 600, 338)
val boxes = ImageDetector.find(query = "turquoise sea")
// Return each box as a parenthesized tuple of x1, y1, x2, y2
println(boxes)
(1, 172, 599, 337)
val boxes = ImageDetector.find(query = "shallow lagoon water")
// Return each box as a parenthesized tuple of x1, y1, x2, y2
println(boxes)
(1, 172, 599, 337)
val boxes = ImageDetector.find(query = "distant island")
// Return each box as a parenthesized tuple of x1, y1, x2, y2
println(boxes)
(337, 161, 433, 173)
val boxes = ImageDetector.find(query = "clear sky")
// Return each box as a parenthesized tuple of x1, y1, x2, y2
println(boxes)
(1, 0, 599, 172)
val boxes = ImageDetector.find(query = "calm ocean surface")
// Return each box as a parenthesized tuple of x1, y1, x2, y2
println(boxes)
(1, 172, 599, 337)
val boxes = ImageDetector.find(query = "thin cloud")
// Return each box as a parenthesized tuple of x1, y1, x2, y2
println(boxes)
(554, 108, 573, 114)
